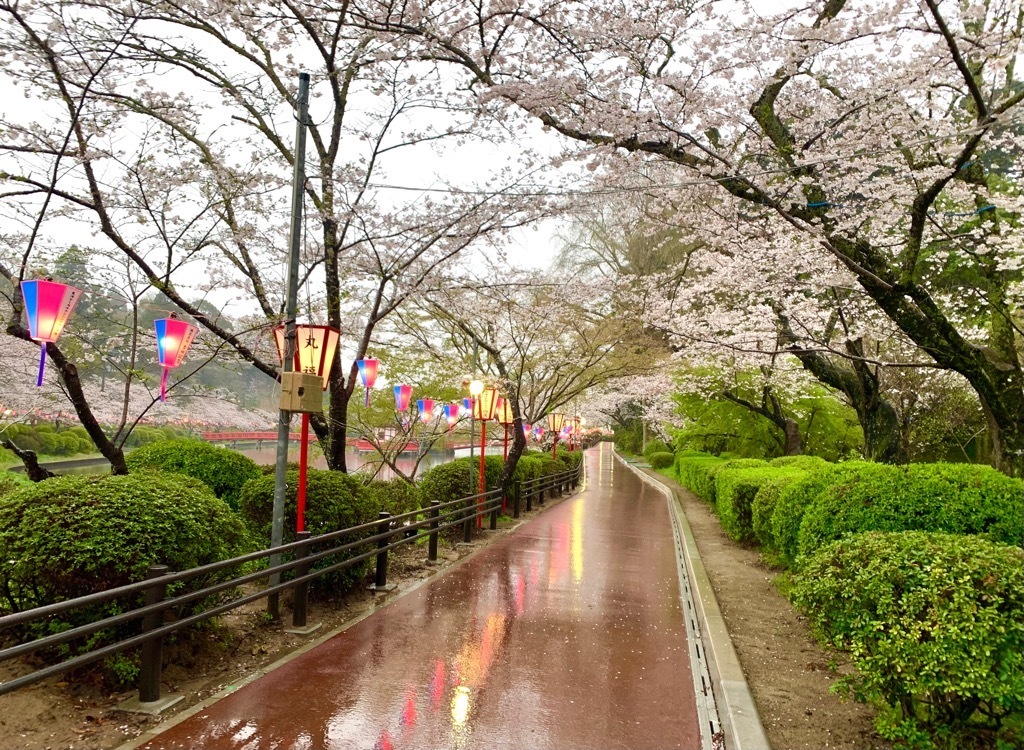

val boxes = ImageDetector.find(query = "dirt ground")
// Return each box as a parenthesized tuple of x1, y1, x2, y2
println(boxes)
(640, 466, 890, 750)
(0, 464, 889, 750)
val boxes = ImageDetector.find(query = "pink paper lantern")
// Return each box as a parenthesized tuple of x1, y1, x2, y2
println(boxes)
(20, 279, 83, 386)
(155, 316, 199, 402)
(417, 398, 435, 423)
(393, 384, 413, 412)
(357, 358, 379, 407)
(444, 403, 460, 430)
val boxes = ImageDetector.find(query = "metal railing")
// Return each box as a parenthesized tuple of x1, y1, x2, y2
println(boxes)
(0, 460, 582, 704)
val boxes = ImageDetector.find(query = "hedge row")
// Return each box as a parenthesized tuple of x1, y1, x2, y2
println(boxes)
(668, 449, 1024, 748)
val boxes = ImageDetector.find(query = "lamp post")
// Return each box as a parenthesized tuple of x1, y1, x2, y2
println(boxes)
(273, 323, 340, 534)
(473, 386, 499, 526)
(468, 378, 483, 498)
(495, 396, 515, 460)
(547, 412, 565, 459)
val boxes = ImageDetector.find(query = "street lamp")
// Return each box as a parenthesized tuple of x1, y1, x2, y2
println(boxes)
(547, 412, 565, 459)
(473, 386, 499, 525)
(495, 396, 515, 460)
(273, 323, 340, 534)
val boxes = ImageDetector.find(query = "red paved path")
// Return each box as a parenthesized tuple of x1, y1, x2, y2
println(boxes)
(137, 444, 700, 749)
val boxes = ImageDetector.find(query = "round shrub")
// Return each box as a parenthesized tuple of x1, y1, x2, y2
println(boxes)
(418, 460, 475, 507)
(126, 438, 261, 510)
(796, 462, 1024, 563)
(0, 473, 249, 612)
(674, 452, 728, 501)
(771, 461, 883, 568)
(239, 468, 380, 593)
(714, 465, 795, 544)
(792, 532, 1024, 748)
(642, 439, 671, 460)
(512, 455, 545, 483)
(649, 451, 674, 470)
(768, 455, 828, 470)
(362, 477, 420, 517)
(751, 470, 809, 551)
(0, 470, 31, 497)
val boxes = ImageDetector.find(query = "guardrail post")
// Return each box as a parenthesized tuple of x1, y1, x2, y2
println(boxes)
(291, 531, 311, 629)
(490, 493, 499, 530)
(513, 481, 521, 518)
(428, 501, 440, 562)
(539, 478, 546, 505)
(374, 512, 391, 588)
(526, 482, 533, 512)
(139, 564, 170, 703)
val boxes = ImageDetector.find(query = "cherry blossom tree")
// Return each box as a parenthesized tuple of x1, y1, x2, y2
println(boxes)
(0, 0, 547, 471)
(361, 0, 1024, 471)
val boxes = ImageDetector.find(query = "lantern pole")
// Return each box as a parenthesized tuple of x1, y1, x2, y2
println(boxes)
(468, 341, 477, 499)
(268, 71, 309, 620)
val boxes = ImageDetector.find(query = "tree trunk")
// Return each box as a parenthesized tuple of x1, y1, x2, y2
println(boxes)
(0, 439, 55, 482)
(782, 419, 804, 456)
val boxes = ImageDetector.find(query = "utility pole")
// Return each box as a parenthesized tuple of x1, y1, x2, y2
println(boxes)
(268, 72, 310, 620)
(468, 340, 478, 498)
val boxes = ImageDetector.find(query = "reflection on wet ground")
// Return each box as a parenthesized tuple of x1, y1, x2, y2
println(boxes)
(136, 443, 699, 749)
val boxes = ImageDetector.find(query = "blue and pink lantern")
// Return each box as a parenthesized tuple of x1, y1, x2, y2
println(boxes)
(444, 403, 459, 430)
(461, 397, 473, 417)
(357, 357, 379, 407)
(523, 422, 531, 438)
(394, 384, 413, 412)
(533, 425, 545, 442)
(417, 398, 435, 423)
(155, 315, 199, 402)
(20, 278, 82, 386)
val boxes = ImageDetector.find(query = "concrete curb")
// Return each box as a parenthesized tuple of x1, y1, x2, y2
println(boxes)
(621, 455, 772, 750)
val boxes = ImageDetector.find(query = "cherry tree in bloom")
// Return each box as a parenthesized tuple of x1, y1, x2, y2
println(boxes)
(360, 0, 1024, 471)
(0, 0, 550, 471)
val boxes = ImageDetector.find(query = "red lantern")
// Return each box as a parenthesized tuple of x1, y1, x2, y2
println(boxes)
(20, 279, 82, 386)
(154, 316, 199, 402)
(357, 357, 379, 407)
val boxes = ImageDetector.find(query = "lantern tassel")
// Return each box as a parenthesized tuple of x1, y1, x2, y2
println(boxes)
(160, 367, 170, 402)
(365, 387, 371, 408)
(36, 342, 46, 387)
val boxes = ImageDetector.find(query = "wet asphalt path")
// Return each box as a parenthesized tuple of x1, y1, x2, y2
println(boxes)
(137, 443, 700, 749)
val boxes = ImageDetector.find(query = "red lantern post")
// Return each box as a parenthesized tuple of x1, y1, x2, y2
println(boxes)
(495, 397, 515, 461)
(547, 412, 565, 459)
(20, 279, 82, 386)
(273, 324, 340, 534)
(473, 387, 499, 525)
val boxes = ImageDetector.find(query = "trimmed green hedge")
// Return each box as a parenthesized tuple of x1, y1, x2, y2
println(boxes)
(239, 468, 380, 593)
(716, 466, 803, 544)
(642, 439, 671, 460)
(750, 471, 809, 550)
(0, 473, 249, 613)
(649, 451, 674, 470)
(126, 438, 261, 510)
(674, 452, 728, 501)
(796, 462, 1024, 563)
(362, 477, 420, 517)
(771, 461, 883, 568)
(768, 455, 828, 470)
(792, 532, 1024, 749)
(0, 471, 31, 497)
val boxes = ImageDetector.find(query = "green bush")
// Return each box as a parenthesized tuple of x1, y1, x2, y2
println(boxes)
(418, 460, 475, 507)
(0, 471, 32, 497)
(768, 455, 828, 470)
(649, 451, 674, 470)
(674, 452, 728, 501)
(792, 532, 1024, 749)
(751, 470, 810, 551)
(771, 461, 883, 568)
(239, 468, 379, 593)
(796, 462, 1024, 563)
(714, 465, 795, 544)
(0, 473, 249, 613)
(642, 439, 671, 460)
(362, 477, 420, 517)
(126, 438, 261, 510)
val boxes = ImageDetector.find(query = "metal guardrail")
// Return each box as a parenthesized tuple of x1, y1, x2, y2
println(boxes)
(0, 460, 583, 704)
